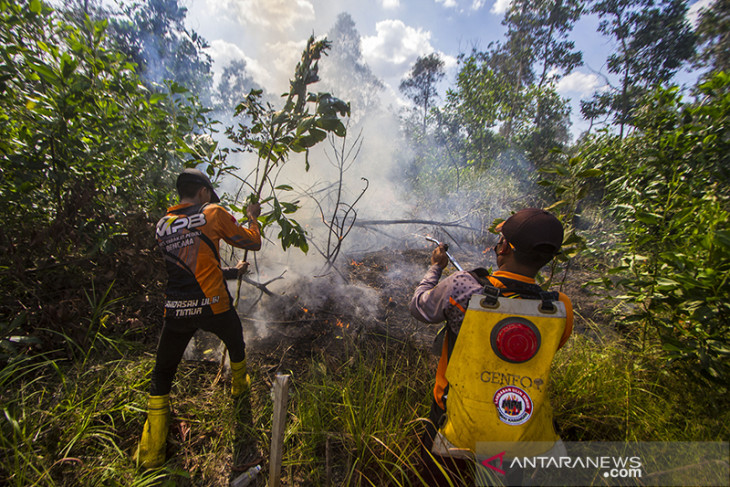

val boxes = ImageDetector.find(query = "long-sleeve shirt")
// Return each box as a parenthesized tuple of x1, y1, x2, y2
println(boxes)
(156, 202, 261, 318)
(410, 265, 573, 345)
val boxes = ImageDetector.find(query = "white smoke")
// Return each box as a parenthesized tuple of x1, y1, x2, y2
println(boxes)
(185, 7, 537, 350)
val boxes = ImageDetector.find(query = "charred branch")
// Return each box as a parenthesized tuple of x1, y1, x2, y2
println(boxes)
(241, 271, 287, 297)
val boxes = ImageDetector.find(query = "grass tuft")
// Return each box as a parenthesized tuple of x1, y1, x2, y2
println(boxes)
(552, 334, 730, 442)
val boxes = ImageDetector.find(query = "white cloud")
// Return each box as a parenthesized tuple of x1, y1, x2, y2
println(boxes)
(208, 39, 271, 87)
(211, 0, 315, 31)
(556, 71, 604, 98)
(489, 0, 511, 14)
(361, 20, 436, 78)
(442, 54, 458, 72)
(436, 0, 458, 8)
(380, 0, 400, 8)
(687, 0, 715, 27)
(261, 39, 309, 93)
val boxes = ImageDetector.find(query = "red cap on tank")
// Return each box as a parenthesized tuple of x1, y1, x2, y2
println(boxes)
(491, 318, 541, 363)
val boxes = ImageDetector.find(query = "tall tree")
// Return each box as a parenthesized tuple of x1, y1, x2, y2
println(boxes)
(214, 59, 260, 114)
(399, 53, 445, 133)
(445, 43, 572, 169)
(582, 0, 696, 137)
(695, 0, 730, 75)
(322, 12, 384, 120)
(108, 0, 213, 98)
(498, 0, 583, 143)
(444, 49, 510, 169)
(0, 0, 221, 270)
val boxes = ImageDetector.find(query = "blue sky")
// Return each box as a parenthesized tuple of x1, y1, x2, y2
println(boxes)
(184, 0, 714, 138)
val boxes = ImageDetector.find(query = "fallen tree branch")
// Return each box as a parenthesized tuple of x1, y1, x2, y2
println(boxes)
(240, 317, 320, 324)
(240, 272, 286, 297)
(352, 219, 479, 231)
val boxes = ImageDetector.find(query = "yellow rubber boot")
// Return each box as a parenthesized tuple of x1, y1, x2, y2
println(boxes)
(230, 359, 251, 397)
(135, 394, 170, 468)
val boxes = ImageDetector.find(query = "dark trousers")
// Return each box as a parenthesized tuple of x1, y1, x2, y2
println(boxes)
(149, 308, 245, 396)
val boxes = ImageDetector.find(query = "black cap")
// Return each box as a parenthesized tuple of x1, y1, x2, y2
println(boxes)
(176, 168, 220, 203)
(496, 208, 564, 255)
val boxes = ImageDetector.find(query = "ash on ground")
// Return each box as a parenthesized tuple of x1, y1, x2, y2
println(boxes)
(240, 247, 442, 374)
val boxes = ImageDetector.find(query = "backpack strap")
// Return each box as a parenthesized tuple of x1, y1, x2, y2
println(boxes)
(479, 274, 560, 312)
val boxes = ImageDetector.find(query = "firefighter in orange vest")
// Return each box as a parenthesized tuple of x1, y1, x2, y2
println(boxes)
(136, 168, 261, 468)
(410, 209, 573, 485)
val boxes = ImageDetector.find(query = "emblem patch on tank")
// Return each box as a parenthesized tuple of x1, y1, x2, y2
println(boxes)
(493, 386, 533, 425)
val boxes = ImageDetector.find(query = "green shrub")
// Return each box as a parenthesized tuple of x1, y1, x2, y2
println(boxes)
(584, 73, 730, 386)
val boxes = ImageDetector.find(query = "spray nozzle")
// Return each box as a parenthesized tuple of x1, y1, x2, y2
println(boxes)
(422, 236, 463, 271)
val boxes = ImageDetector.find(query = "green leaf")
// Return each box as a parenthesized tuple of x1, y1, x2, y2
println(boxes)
(149, 93, 167, 105)
(60, 54, 78, 79)
(715, 230, 730, 249)
(30, 0, 42, 14)
(316, 117, 346, 137)
(576, 168, 603, 178)
(27, 61, 59, 84)
(296, 116, 316, 136)
(545, 200, 567, 211)
(272, 110, 288, 125)
(655, 278, 680, 291)
(281, 201, 299, 214)
(662, 342, 683, 353)
(8, 335, 42, 345)
(563, 231, 583, 245)
(635, 211, 662, 225)
(169, 82, 188, 94)
(295, 128, 327, 149)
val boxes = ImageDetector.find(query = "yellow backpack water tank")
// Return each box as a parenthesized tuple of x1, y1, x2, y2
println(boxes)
(437, 293, 567, 459)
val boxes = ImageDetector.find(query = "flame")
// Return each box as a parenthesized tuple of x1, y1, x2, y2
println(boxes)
(302, 307, 308, 313)
(335, 319, 350, 329)
(351, 260, 363, 267)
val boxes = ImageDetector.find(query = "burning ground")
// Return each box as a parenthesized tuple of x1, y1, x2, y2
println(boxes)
(208, 243, 608, 485)
(240, 247, 445, 374)
(234, 244, 603, 375)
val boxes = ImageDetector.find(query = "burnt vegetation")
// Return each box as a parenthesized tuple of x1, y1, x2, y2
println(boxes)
(1, 0, 729, 486)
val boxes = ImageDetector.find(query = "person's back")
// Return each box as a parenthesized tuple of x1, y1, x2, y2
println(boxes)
(157, 200, 260, 318)
(136, 168, 261, 468)
(409, 208, 573, 485)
